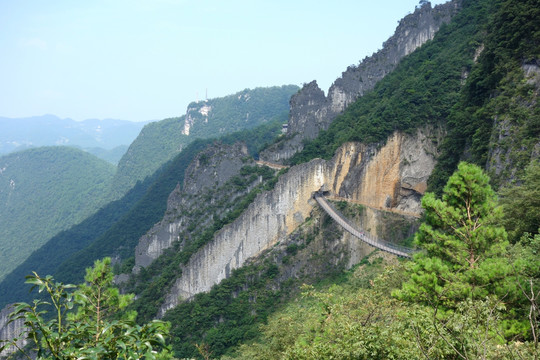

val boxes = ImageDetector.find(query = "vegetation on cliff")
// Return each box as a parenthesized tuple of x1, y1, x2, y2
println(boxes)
(111, 86, 297, 198)
(6, 159, 537, 359)
(126, 163, 281, 322)
(0, 258, 170, 359)
(290, 0, 539, 193)
(0, 119, 286, 308)
(226, 163, 539, 359)
(430, 0, 540, 192)
(500, 161, 540, 243)
(289, 0, 489, 166)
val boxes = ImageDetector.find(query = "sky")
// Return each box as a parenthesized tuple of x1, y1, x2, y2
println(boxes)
(0, 0, 449, 122)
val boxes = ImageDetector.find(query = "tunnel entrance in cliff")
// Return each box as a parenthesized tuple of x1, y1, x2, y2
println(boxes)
(313, 185, 332, 198)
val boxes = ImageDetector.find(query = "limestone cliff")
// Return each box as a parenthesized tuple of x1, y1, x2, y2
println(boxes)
(260, 0, 460, 163)
(134, 142, 253, 271)
(158, 127, 440, 316)
(0, 304, 27, 357)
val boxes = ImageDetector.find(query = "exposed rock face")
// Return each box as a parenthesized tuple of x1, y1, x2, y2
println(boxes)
(260, 0, 460, 163)
(183, 142, 249, 195)
(287, 80, 328, 140)
(134, 142, 251, 271)
(182, 102, 212, 136)
(337, 127, 443, 213)
(158, 127, 440, 316)
(245, 204, 415, 291)
(0, 304, 27, 357)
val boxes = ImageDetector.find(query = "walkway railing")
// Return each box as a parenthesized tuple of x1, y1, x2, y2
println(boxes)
(314, 194, 417, 258)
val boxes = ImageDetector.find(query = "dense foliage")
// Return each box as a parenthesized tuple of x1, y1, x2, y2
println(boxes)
(395, 163, 510, 309)
(0, 119, 287, 308)
(110, 116, 189, 198)
(429, 0, 540, 192)
(500, 161, 540, 243)
(0, 158, 165, 308)
(0, 147, 115, 282)
(289, 0, 488, 165)
(84, 145, 129, 165)
(187, 86, 298, 139)
(0, 258, 170, 359)
(226, 164, 539, 359)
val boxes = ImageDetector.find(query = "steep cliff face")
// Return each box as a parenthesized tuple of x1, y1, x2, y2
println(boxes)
(336, 126, 444, 213)
(158, 127, 440, 316)
(134, 142, 252, 271)
(0, 304, 27, 357)
(260, 0, 460, 163)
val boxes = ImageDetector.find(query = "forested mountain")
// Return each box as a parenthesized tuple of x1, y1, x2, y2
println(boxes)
(110, 85, 298, 197)
(1, 0, 539, 359)
(0, 86, 294, 294)
(0, 116, 285, 307)
(83, 145, 129, 165)
(0, 147, 115, 281)
(0, 115, 149, 163)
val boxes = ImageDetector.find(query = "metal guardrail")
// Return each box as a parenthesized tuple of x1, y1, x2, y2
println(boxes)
(314, 194, 417, 258)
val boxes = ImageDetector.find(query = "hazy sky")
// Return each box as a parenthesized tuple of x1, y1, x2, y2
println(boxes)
(0, 0, 449, 122)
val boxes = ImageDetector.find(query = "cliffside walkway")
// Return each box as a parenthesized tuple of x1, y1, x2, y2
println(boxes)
(255, 160, 289, 170)
(314, 193, 417, 258)
(326, 195, 422, 219)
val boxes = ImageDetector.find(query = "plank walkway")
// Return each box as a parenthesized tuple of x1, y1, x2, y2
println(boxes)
(326, 195, 422, 219)
(255, 160, 289, 170)
(314, 193, 416, 258)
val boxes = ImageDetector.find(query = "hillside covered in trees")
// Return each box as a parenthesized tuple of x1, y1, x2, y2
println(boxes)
(1, 0, 539, 359)
(110, 85, 298, 198)
(0, 146, 115, 281)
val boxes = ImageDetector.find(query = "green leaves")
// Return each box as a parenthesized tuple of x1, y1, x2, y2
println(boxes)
(500, 161, 540, 243)
(396, 163, 511, 308)
(2, 258, 171, 359)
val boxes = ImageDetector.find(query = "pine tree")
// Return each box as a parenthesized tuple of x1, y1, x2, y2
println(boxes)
(395, 162, 510, 309)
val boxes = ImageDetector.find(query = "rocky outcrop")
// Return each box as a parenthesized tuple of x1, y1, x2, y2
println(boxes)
(134, 142, 253, 271)
(287, 81, 327, 140)
(182, 102, 211, 136)
(260, 1, 460, 163)
(0, 304, 27, 357)
(158, 127, 440, 316)
(183, 142, 249, 195)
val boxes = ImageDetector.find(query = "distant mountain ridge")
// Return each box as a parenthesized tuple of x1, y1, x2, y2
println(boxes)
(0, 115, 151, 163)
